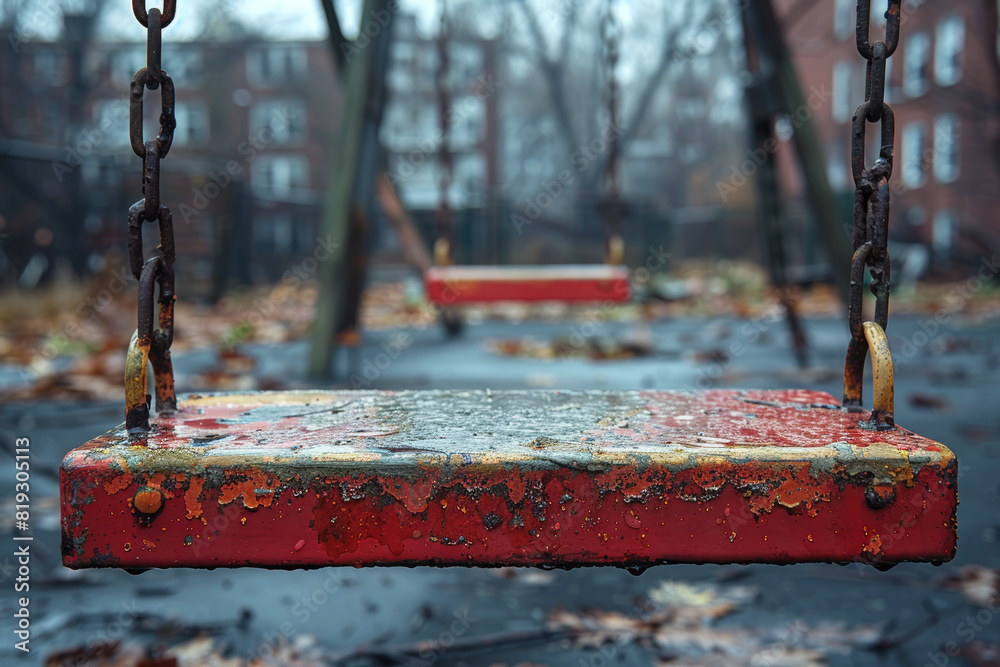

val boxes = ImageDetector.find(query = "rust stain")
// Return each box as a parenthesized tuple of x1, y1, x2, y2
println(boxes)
(773, 466, 831, 511)
(863, 533, 884, 558)
(594, 466, 661, 501)
(103, 475, 132, 495)
(184, 476, 205, 519)
(144, 472, 166, 488)
(112, 455, 130, 474)
(218, 469, 282, 509)
(507, 467, 526, 504)
(379, 473, 442, 513)
(133, 487, 163, 514)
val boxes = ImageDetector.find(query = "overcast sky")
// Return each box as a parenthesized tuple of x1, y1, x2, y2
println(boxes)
(7, 0, 442, 41)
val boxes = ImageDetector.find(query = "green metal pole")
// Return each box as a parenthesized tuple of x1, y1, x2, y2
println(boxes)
(308, 0, 388, 379)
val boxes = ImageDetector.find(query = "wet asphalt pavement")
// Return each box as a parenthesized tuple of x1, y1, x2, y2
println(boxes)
(1, 313, 998, 666)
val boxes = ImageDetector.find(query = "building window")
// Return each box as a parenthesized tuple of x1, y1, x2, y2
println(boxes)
(388, 41, 415, 91)
(932, 210, 954, 262)
(903, 32, 931, 98)
(246, 45, 307, 87)
(827, 142, 848, 191)
(449, 97, 483, 150)
(174, 101, 210, 147)
(832, 61, 867, 122)
(40, 101, 65, 142)
(935, 14, 964, 87)
(676, 97, 707, 120)
(902, 122, 928, 189)
(92, 99, 130, 148)
(34, 51, 63, 86)
(832, 61, 851, 123)
(382, 101, 435, 150)
(171, 49, 204, 88)
(933, 113, 960, 183)
(834, 0, 854, 40)
(113, 48, 145, 88)
(252, 155, 310, 197)
(249, 98, 307, 145)
(448, 43, 483, 88)
(418, 44, 438, 81)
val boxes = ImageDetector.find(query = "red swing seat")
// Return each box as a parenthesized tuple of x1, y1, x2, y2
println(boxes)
(60, 387, 956, 570)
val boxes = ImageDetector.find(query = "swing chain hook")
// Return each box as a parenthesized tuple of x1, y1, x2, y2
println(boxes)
(843, 1, 901, 428)
(126, 257, 176, 432)
(125, 2, 179, 432)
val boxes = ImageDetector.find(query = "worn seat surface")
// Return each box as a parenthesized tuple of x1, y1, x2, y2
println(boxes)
(60, 389, 957, 570)
(425, 264, 631, 304)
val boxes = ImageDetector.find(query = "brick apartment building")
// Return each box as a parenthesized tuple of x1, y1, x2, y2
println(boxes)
(381, 14, 500, 211)
(0, 31, 338, 291)
(775, 0, 1000, 271)
(0, 11, 510, 288)
(374, 13, 504, 267)
(5, 4, 994, 290)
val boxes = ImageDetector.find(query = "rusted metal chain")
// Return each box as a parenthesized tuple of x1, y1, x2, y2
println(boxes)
(843, 0, 900, 429)
(124, 2, 178, 431)
(434, 2, 453, 262)
(132, 0, 176, 28)
(600, 0, 625, 258)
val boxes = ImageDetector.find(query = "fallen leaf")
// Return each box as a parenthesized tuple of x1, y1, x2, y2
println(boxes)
(493, 567, 556, 585)
(941, 565, 1000, 606)
(647, 581, 757, 621)
(657, 646, 825, 666)
(958, 641, 1000, 666)
(909, 393, 949, 410)
(45, 642, 143, 667)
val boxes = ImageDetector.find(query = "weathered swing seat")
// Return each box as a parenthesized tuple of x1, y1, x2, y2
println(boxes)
(62, 0, 957, 573)
(60, 388, 956, 570)
(425, 264, 631, 305)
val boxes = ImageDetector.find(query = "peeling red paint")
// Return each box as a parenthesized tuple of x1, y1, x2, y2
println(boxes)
(379, 473, 442, 513)
(103, 475, 131, 495)
(864, 533, 884, 559)
(60, 389, 958, 569)
(217, 470, 281, 509)
(184, 477, 205, 520)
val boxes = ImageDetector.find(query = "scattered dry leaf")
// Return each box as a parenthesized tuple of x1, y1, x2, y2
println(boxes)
(958, 641, 1000, 666)
(493, 567, 556, 585)
(656, 646, 826, 666)
(647, 581, 756, 621)
(909, 393, 949, 410)
(549, 581, 879, 664)
(941, 565, 1000, 606)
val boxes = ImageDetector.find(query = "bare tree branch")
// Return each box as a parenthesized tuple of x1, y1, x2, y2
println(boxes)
(513, 0, 581, 152)
(319, 0, 347, 70)
(619, 2, 696, 148)
(582, 1, 704, 190)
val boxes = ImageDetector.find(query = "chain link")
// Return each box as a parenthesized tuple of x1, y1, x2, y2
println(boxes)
(601, 0, 619, 198)
(843, 0, 900, 429)
(599, 0, 624, 248)
(132, 0, 176, 28)
(434, 5, 453, 256)
(125, 1, 178, 431)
